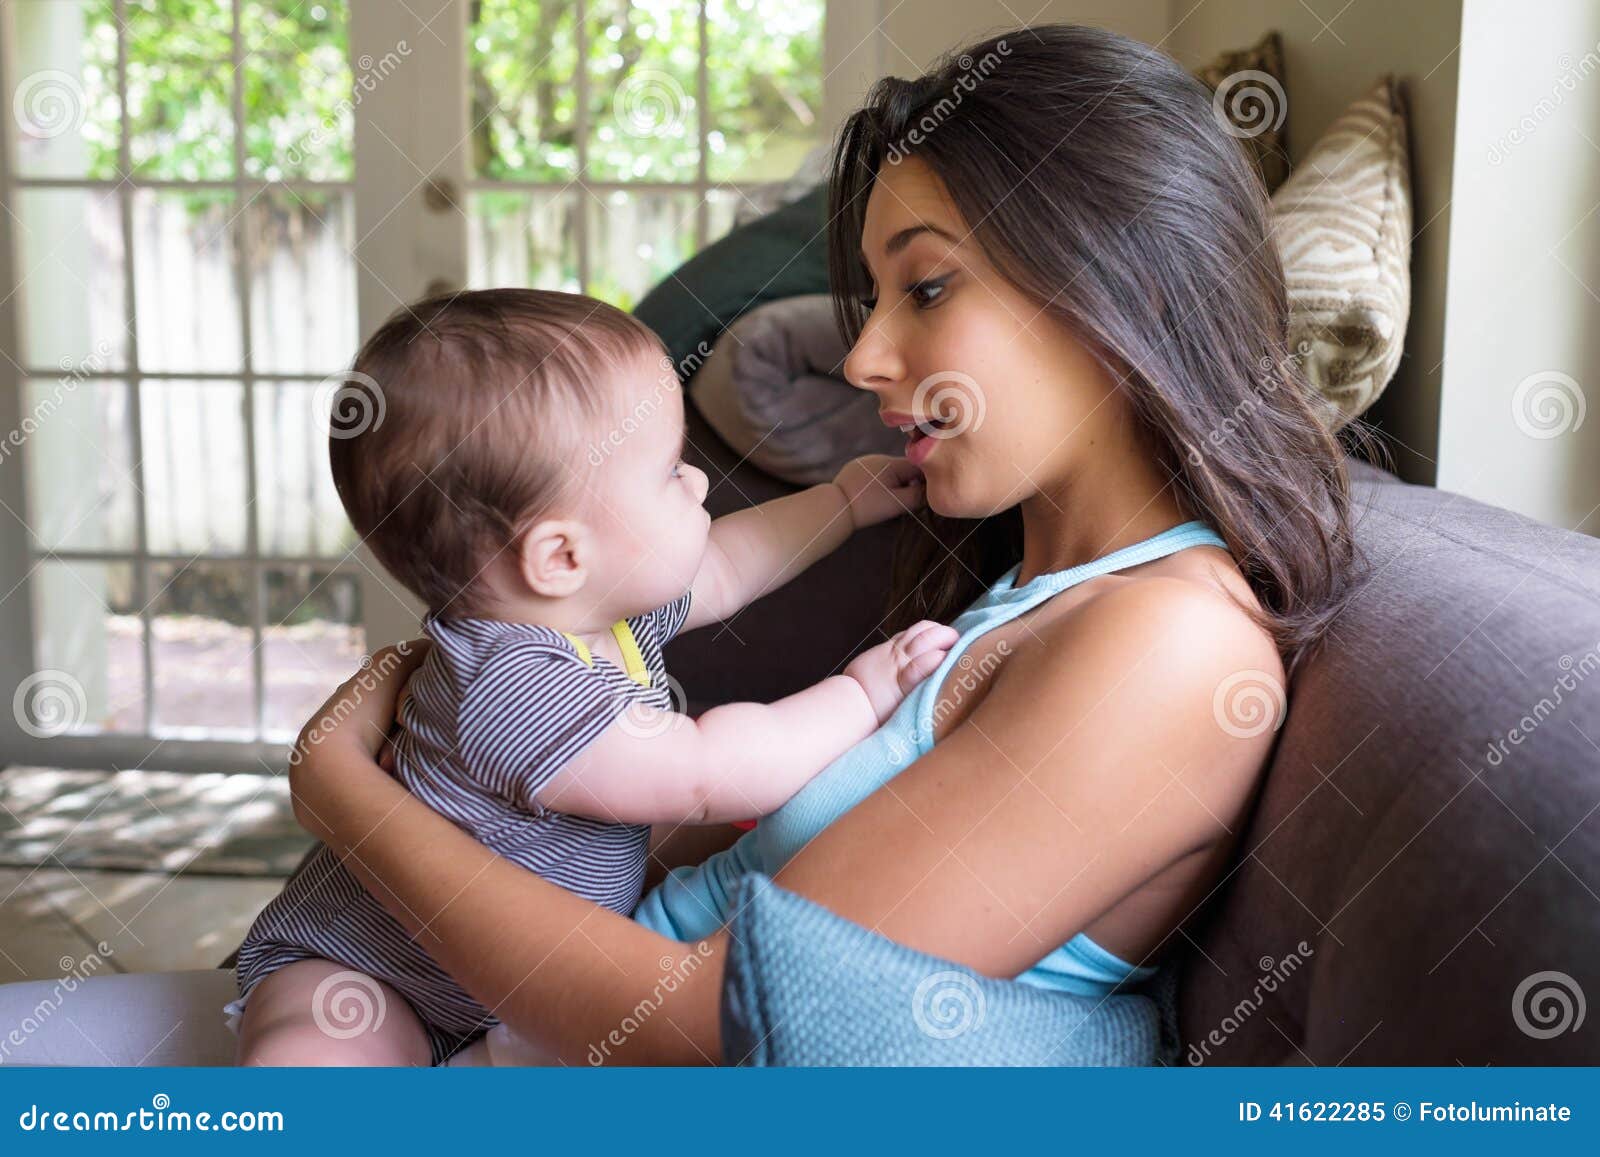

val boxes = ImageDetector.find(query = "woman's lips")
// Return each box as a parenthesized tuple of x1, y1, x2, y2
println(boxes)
(881, 410, 950, 466)
(906, 428, 937, 467)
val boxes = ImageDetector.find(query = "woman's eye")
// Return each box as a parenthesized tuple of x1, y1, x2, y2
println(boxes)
(670, 460, 684, 479)
(908, 278, 948, 307)
(858, 294, 878, 312)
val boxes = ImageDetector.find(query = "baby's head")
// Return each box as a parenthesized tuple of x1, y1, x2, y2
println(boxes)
(330, 289, 710, 624)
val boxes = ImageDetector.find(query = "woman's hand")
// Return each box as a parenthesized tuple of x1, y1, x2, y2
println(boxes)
(289, 639, 429, 834)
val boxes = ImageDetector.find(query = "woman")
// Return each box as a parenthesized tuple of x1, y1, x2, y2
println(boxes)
(288, 24, 1358, 1065)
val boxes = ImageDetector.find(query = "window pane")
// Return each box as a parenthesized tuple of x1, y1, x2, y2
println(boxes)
(13, 189, 129, 371)
(149, 561, 254, 735)
(24, 379, 137, 553)
(9, 0, 122, 179)
(126, 57, 235, 181)
(124, 0, 235, 60)
(30, 561, 143, 734)
(246, 190, 358, 374)
(263, 567, 362, 738)
(254, 383, 357, 557)
(467, 190, 581, 291)
(705, 186, 743, 244)
(469, 0, 579, 180)
(132, 190, 244, 372)
(586, 189, 698, 309)
(706, 0, 824, 182)
(586, 0, 699, 182)
(242, 1, 354, 180)
(142, 381, 248, 555)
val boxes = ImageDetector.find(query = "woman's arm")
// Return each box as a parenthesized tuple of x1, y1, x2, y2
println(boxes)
(289, 650, 724, 1065)
(293, 581, 1276, 1064)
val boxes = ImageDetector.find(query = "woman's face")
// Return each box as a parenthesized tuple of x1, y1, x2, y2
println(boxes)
(843, 156, 1126, 518)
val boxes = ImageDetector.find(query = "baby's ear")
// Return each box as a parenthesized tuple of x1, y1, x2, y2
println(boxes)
(517, 519, 589, 598)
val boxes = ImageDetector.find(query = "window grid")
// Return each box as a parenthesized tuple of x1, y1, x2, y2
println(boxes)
(466, 0, 784, 294)
(8, 0, 815, 746)
(11, 0, 360, 743)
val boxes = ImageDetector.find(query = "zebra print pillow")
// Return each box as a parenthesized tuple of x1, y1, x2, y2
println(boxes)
(1270, 78, 1413, 432)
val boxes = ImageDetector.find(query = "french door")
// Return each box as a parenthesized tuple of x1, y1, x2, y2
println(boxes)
(0, 0, 836, 772)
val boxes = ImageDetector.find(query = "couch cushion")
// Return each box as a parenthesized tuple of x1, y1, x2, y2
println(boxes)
(633, 186, 830, 378)
(1179, 460, 1600, 1064)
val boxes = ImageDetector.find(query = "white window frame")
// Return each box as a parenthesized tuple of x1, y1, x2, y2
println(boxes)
(0, 0, 876, 773)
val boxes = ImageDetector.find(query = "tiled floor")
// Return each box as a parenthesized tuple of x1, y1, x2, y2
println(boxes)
(0, 866, 282, 984)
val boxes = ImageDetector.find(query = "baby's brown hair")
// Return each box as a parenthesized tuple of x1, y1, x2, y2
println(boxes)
(328, 288, 663, 617)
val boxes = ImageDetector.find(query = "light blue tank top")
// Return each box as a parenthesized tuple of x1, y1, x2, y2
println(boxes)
(632, 519, 1231, 996)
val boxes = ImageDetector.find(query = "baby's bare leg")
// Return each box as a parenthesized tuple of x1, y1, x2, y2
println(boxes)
(235, 959, 431, 1066)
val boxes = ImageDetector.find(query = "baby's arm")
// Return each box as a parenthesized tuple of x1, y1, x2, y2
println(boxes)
(682, 455, 923, 631)
(535, 620, 957, 825)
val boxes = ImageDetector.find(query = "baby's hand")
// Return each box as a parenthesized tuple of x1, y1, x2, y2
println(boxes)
(833, 454, 926, 529)
(844, 620, 960, 724)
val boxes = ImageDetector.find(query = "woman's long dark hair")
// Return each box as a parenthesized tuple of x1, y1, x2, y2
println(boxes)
(827, 24, 1368, 679)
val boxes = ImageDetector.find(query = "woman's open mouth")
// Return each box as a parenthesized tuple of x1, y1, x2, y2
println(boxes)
(883, 410, 954, 466)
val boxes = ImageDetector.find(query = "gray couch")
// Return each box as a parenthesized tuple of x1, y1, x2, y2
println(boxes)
(665, 401, 1600, 1065)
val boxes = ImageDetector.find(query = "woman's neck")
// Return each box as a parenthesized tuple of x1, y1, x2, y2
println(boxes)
(1013, 441, 1189, 587)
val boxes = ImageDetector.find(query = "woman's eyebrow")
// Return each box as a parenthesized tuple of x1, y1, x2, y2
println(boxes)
(885, 222, 958, 255)
(859, 222, 960, 267)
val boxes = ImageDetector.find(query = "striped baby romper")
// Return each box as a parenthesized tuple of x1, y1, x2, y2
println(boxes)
(231, 591, 691, 1065)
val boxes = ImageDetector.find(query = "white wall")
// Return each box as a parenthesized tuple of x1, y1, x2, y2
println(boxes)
(1436, 0, 1600, 532)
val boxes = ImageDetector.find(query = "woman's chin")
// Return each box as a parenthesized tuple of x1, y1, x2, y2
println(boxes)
(924, 480, 981, 521)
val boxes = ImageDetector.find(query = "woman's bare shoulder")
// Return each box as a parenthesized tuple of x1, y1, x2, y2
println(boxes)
(973, 571, 1283, 854)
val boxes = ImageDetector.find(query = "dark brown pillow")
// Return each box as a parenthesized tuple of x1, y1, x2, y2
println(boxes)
(1194, 31, 1291, 193)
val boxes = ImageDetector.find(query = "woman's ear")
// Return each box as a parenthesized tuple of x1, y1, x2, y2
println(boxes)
(517, 519, 589, 598)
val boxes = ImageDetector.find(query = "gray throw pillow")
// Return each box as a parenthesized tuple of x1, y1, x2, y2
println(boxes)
(688, 294, 902, 485)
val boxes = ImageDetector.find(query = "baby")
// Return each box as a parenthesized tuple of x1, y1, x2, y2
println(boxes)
(229, 289, 955, 1066)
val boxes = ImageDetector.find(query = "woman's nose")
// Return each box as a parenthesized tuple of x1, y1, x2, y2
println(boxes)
(687, 464, 709, 504)
(843, 315, 905, 394)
